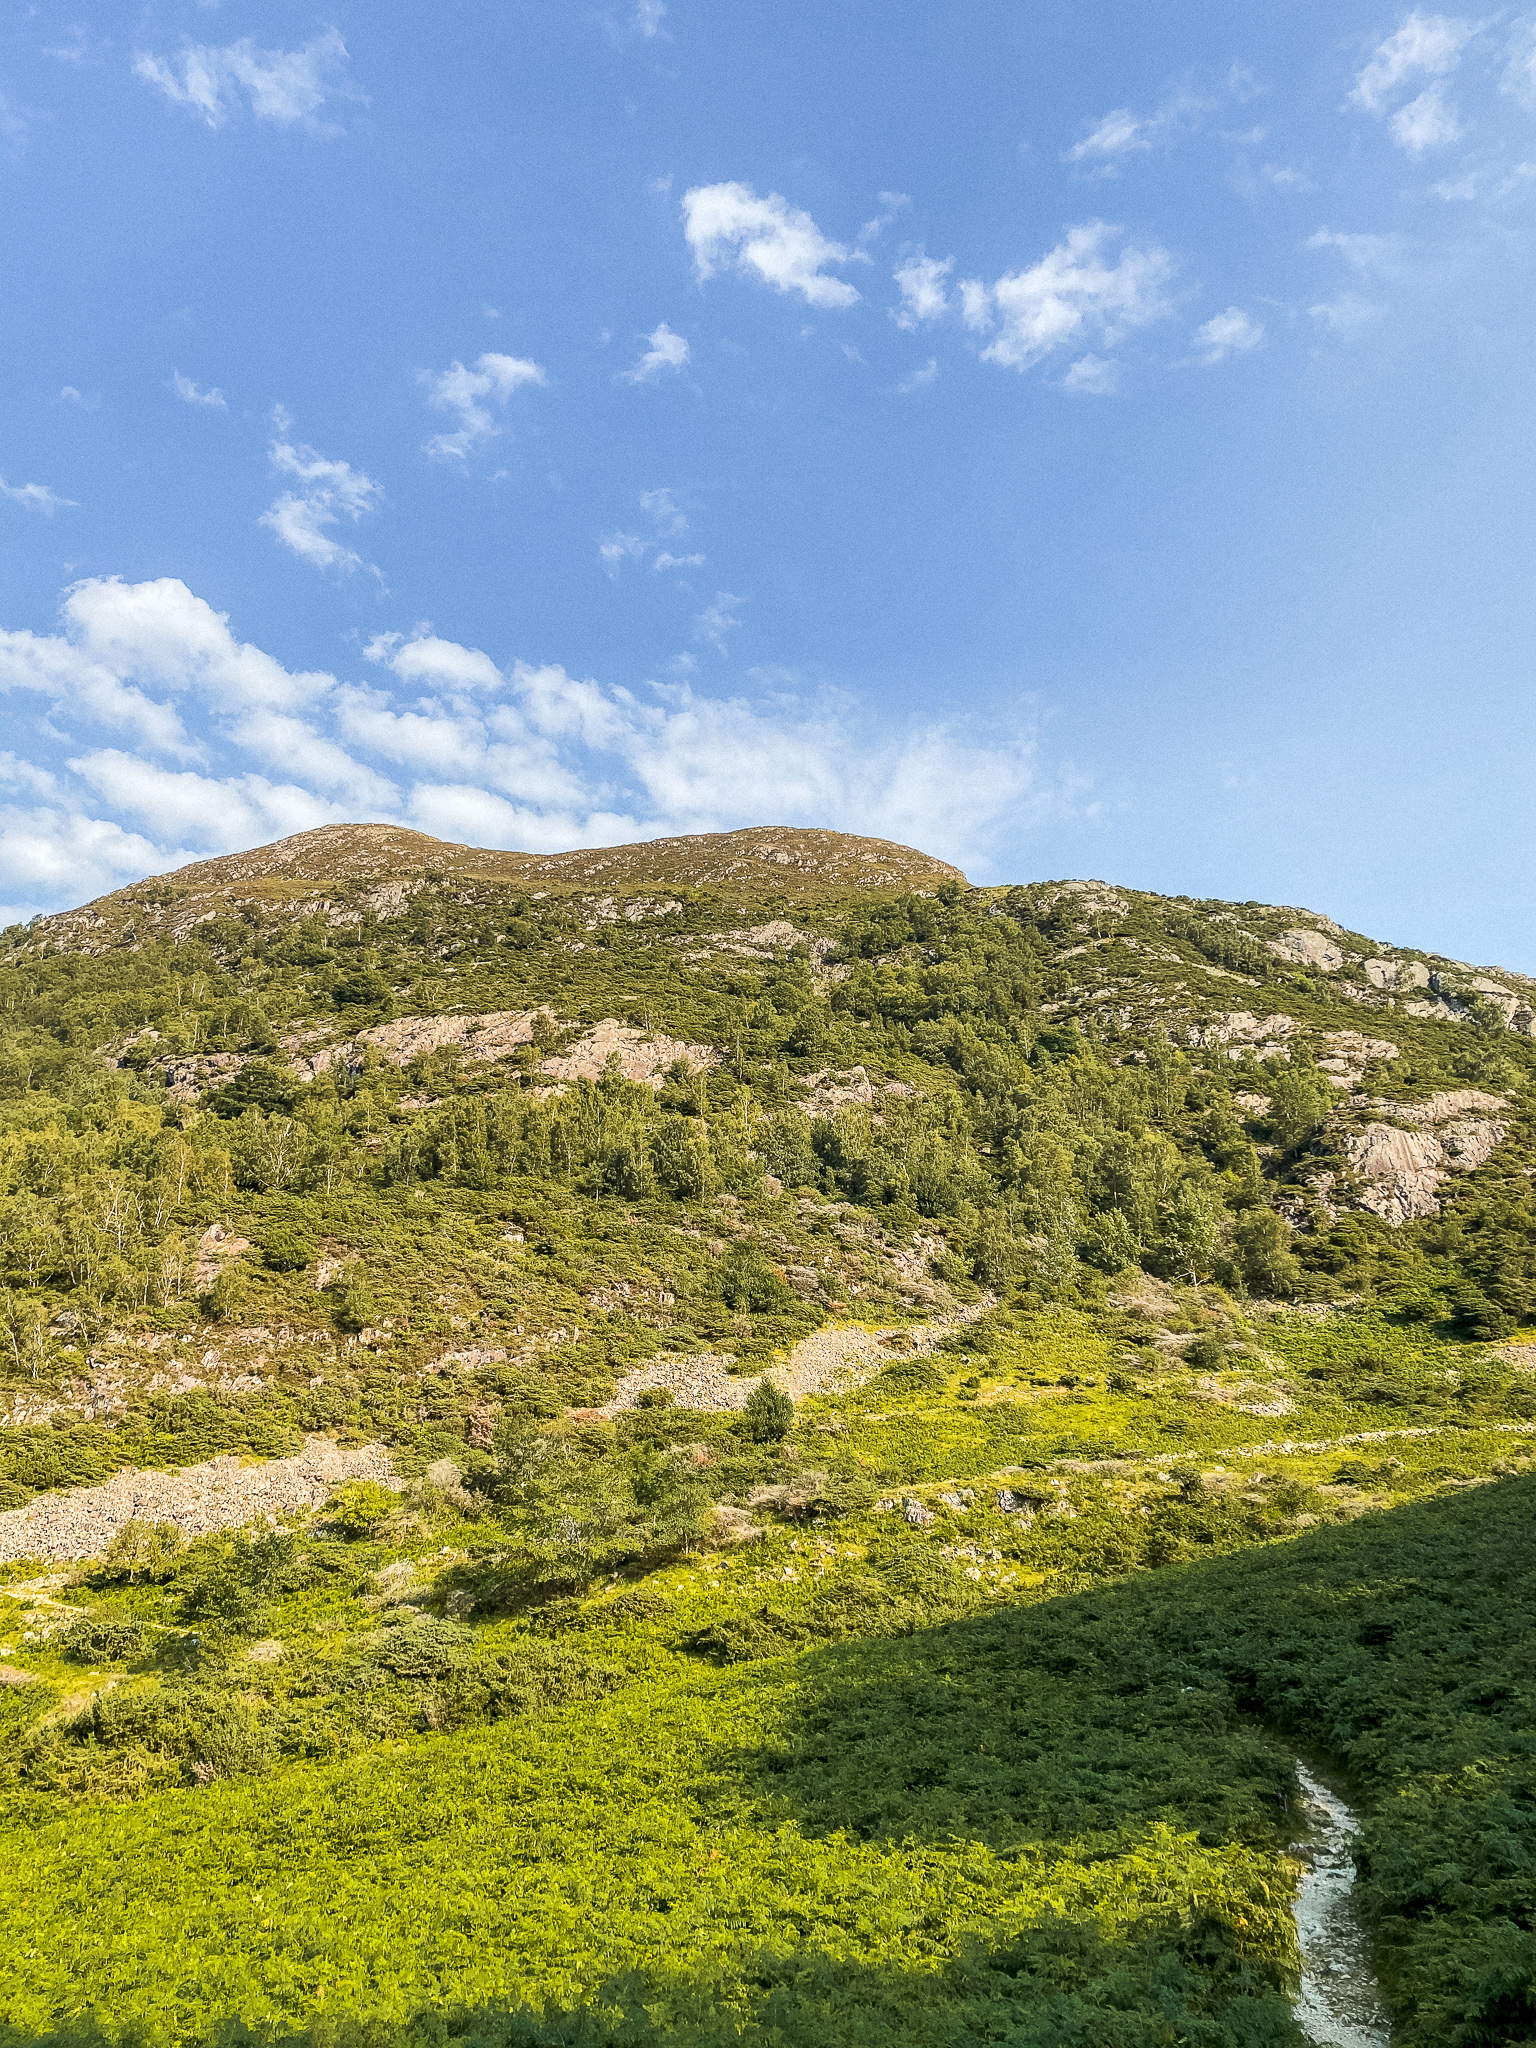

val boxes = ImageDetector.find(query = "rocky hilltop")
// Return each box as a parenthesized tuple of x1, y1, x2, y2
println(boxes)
(19, 823, 965, 956)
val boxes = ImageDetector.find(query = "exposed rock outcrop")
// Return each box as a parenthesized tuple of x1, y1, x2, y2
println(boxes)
(1341, 1090, 1509, 1224)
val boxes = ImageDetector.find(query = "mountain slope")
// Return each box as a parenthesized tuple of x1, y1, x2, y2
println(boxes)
(1, 823, 1535, 2046)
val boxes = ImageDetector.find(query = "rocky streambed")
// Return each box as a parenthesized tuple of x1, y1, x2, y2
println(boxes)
(1292, 1760, 1391, 2047)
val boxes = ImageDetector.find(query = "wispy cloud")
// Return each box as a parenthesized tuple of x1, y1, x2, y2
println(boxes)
(1348, 11, 1475, 153)
(171, 370, 226, 409)
(694, 592, 742, 654)
(1306, 227, 1408, 276)
(1, 475, 73, 515)
(682, 182, 860, 308)
(895, 357, 939, 394)
(1390, 81, 1462, 152)
(260, 412, 381, 573)
(133, 28, 359, 133)
(856, 191, 909, 247)
(420, 352, 546, 463)
(42, 25, 102, 65)
(60, 386, 100, 410)
(1065, 85, 1214, 170)
(633, 0, 667, 36)
(960, 221, 1175, 372)
(1308, 293, 1388, 332)
(1349, 11, 1475, 113)
(1503, 19, 1536, 107)
(601, 489, 701, 574)
(1187, 306, 1264, 364)
(1061, 353, 1119, 394)
(599, 532, 649, 574)
(621, 322, 690, 383)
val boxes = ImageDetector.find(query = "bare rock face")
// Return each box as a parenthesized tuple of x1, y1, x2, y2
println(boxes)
(536, 1020, 717, 1089)
(1342, 1090, 1509, 1224)
(1363, 957, 1431, 992)
(1270, 928, 1346, 971)
(1181, 1011, 1299, 1057)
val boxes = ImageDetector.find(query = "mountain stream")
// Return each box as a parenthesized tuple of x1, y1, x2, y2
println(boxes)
(1291, 1761, 1391, 2047)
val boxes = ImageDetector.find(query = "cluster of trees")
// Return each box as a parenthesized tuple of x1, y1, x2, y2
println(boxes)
(0, 874, 1532, 1352)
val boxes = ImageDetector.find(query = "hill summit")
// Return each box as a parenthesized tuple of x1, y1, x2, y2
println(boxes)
(23, 823, 966, 955)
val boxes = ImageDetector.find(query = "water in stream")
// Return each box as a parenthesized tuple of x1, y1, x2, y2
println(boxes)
(1291, 1762, 1391, 2048)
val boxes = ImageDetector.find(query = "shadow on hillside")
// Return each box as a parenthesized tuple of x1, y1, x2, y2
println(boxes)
(0, 1924, 1306, 2048)
(714, 1472, 1536, 1856)
(9, 1484, 1533, 2048)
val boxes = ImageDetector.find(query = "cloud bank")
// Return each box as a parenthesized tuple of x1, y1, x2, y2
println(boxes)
(0, 577, 1071, 919)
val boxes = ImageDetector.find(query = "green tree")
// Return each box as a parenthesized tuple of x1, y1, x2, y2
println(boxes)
(739, 1378, 793, 1442)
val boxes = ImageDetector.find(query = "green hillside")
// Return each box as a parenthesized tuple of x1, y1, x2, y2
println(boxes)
(2, 824, 1535, 2046)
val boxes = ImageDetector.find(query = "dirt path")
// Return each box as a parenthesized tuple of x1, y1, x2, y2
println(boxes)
(0, 1438, 397, 1564)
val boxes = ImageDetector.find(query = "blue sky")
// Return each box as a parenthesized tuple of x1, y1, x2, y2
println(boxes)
(4, 2, 1536, 967)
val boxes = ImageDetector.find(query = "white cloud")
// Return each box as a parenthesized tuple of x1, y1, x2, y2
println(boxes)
(60, 385, 99, 410)
(1189, 306, 1264, 364)
(1065, 87, 1214, 169)
(260, 416, 382, 573)
(133, 29, 357, 133)
(1066, 107, 1152, 162)
(0, 575, 1081, 914)
(421, 352, 546, 463)
(639, 487, 687, 534)
(681, 182, 860, 308)
(1308, 293, 1388, 331)
(694, 592, 742, 653)
(42, 26, 96, 64)
(1503, 20, 1536, 107)
(599, 532, 649, 574)
(961, 221, 1175, 372)
(895, 357, 939, 395)
(0, 806, 181, 925)
(856, 192, 910, 248)
(1061, 353, 1119, 394)
(1306, 227, 1406, 275)
(1262, 164, 1314, 190)
(1350, 11, 1475, 112)
(171, 370, 226, 409)
(633, 1, 666, 37)
(601, 489, 695, 572)
(622, 323, 690, 383)
(1, 475, 73, 514)
(368, 632, 503, 694)
(1389, 83, 1461, 153)
(892, 250, 953, 328)
(70, 750, 349, 848)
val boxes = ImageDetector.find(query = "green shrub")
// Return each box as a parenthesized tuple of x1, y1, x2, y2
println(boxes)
(329, 1480, 397, 1537)
(59, 1618, 149, 1663)
(94, 1519, 185, 1584)
(262, 1226, 316, 1273)
(738, 1380, 793, 1443)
